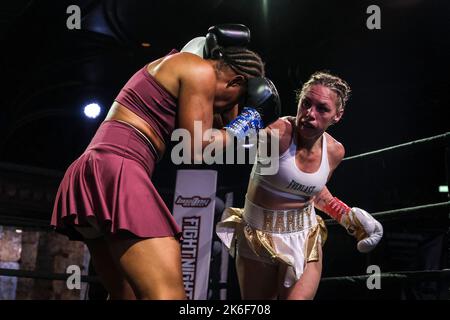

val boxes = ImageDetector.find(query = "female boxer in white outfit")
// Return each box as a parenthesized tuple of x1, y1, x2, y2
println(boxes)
(217, 71, 383, 300)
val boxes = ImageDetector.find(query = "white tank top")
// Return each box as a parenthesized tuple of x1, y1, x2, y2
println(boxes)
(251, 129, 330, 201)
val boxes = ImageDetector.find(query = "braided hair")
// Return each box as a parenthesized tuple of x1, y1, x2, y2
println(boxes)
(296, 71, 351, 111)
(215, 46, 265, 78)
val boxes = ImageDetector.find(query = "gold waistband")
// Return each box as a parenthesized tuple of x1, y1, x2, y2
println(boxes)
(243, 198, 315, 233)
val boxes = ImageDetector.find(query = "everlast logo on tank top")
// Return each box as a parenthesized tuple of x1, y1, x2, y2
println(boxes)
(286, 180, 316, 194)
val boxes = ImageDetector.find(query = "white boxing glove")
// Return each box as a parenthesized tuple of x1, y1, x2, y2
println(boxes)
(323, 197, 383, 253)
(180, 36, 206, 58)
(340, 207, 383, 253)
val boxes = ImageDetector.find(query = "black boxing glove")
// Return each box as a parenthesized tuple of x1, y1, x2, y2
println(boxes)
(182, 24, 250, 59)
(245, 77, 281, 127)
(224, 77, 281, 139)
(205, 24, 250, 59)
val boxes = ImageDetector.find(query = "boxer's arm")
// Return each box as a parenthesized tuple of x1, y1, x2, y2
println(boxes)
(213, 104, 239, 128)
(222, 104, 239, 124)
(314, 186, 340, 219)
(177, 66, 280, 162)
(314, 187, 383, 253)
(212, 114, 225, 129)
(177, 61, 233, 161)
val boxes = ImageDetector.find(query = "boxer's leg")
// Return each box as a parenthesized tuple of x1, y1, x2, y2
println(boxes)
(236, 254, 280, 299)
(85, 237, 136, 300)
(279, 245, 323, 300)
(106, 234, 186, 300)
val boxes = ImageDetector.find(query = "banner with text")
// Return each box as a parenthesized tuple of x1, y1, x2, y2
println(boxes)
(173, 169, 217, 300)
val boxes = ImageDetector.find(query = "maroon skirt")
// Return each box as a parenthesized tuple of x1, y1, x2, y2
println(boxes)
(51, 120, 181, 240)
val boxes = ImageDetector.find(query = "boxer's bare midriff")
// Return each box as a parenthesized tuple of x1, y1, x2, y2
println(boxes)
(105, 102, 166, 158)
(246, 180, 313, 211)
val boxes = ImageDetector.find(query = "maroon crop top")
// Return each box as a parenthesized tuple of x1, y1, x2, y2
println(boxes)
(114, 50, 178, 145)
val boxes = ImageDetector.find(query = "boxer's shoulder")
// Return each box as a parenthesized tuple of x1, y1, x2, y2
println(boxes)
(267, 116, 293, 134)
(266, 117, 294, 153)
(324, 132, 345, 167)
(158, 51, 214, 78)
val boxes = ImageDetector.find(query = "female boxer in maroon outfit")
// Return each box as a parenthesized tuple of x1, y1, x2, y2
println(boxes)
(50, 25, 280, 298)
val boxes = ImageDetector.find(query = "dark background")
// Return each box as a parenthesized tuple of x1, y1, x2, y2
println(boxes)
(1, 0, 448, 172)
(0, 0, 449, 299)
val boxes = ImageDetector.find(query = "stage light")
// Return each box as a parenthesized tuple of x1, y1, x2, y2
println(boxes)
(83, 103, 101, 119)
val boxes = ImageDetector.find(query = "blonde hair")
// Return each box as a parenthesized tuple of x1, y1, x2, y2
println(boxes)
(296, 71, 351, 111)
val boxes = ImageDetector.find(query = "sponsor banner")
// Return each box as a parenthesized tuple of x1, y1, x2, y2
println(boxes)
(173, 170, 217, 300)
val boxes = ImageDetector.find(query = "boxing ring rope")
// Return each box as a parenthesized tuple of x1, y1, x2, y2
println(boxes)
(0, 133, 448, 298)
(0, 216, 52, 229)
(320, 269, 450, 299)
(1, 267, 448, 285)
(325, 201, 450, 225)
(343, 132, 449, 161)
(320, 132, 449, 296)
(0, 268, 100, 283)
(321, 269, 450, 283)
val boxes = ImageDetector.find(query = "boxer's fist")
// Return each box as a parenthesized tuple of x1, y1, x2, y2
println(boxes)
(181, 24, 250, 59)
(246, 77, 281, 127)
(205, 24, 250, 59)
(180, 37, 206, 57)
(225, 77, 281, 139)
(341, 207, 383, 253)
